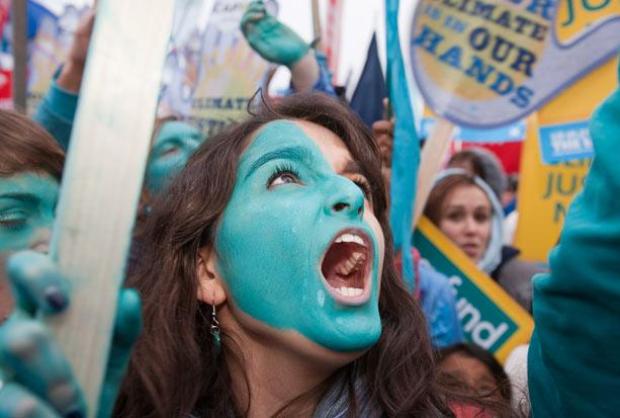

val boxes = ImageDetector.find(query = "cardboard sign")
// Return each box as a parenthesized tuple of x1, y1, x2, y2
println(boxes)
(26, 3, 91, 113)
(159, 0, 279, 137)
(415, 217, 533, 362)
(514, 57, 617, 262)
(409, 0, 620, 128)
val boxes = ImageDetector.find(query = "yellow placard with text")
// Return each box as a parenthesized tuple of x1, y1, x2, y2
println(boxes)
(514, 57, 617, 262)
(415, 218, 533, 363)
(556, 0, 620, 46)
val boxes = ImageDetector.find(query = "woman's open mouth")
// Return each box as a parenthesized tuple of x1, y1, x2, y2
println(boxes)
(320, 229, 373, 305)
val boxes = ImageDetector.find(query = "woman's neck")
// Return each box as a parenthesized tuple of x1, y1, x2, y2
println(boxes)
(221, 309, 341, 417)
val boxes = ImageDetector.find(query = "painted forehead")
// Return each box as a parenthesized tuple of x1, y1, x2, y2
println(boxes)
(154, 121, 201, 143)
(238, 120, 335, 172)
(0, 172, 59, 197)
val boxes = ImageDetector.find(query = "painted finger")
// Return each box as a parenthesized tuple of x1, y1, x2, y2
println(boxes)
(246, 11, 266, 22)
(97, 289, 142, 418)
(7, 252, 69, 316)
(0, 319, 86, 417)
(241, 3, 266, 26)
(0, 382, 62, 418)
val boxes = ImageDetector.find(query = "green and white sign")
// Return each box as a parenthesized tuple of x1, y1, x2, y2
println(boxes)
(415, 217, 533, 362)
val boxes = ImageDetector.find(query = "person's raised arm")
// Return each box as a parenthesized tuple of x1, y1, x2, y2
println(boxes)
(240, 1, 335, 95)
(34, 10, 94, 150)
(528, 61, 620, 416)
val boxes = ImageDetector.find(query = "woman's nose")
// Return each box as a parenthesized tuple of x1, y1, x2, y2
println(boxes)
(324, 176, 365, 220)
(463, 217, 478, 234)
(29, 228, 51, 254)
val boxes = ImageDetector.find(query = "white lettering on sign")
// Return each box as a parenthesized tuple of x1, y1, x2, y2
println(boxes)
(550, 127, 592, 155)
(449, 275, 510, 350)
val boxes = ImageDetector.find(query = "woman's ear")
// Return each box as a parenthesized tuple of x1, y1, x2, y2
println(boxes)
(196, 248, 227, 305)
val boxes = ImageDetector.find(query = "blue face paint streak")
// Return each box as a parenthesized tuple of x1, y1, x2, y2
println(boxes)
(0, 173, 59, 253)
(215, 120, 382, 352)
(145, 121, 203, 194)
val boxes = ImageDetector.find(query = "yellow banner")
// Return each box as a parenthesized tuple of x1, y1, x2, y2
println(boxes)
(556, 0, 620, 45)
(514, 57, 617, 262)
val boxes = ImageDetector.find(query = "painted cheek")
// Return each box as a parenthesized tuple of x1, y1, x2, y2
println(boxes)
(216, 123, 383, 352)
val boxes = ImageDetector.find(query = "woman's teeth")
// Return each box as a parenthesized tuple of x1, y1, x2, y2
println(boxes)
(335, 286, 364, 297)
(334, 233, 366, 246)
(335, 252, 366, 276)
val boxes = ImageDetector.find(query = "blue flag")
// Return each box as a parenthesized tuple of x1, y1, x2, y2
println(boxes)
(350, 33, 387, 129)
(386, 0, 419, 291)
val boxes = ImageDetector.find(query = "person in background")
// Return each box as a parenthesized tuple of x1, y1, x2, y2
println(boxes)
(33, 9, 205, 200)
(447, 148, 507, 202)
(447, 148, 520, 245)
(424, 169, 545, 311)
(437, 343, 512, 406)
(0, 110, 64, 322)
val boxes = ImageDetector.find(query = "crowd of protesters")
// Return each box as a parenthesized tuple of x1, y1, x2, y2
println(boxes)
(0, 2, 618, 417)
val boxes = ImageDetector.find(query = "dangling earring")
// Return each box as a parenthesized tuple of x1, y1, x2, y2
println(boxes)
(210, 302, 221, 355)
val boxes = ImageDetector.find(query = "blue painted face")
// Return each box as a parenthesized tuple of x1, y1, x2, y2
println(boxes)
(0, 173, 58, 253)
(0, 173, 59, 319)
(145, 121, 203, 194)
(215, 120, 384, 352)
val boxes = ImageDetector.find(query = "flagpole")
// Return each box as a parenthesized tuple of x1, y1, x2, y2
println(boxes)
(311, 0, 322, 50)
(11, 0, 27, 111)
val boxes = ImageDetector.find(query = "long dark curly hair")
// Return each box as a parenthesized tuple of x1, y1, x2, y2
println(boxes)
(115, 93, 493, 417)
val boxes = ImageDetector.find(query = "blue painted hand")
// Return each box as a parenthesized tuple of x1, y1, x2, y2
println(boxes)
(241, 0, 310, 68)
(0, 251, 142, 418)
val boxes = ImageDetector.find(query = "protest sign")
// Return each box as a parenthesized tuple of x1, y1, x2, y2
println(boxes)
(159, 0, 278, 138)
(48, 0, 172, 410)
(409, 0, 620, 128)
(26, 2, 90, 113)
(415, 217, 533, 362)
(514, 57, 617, 262)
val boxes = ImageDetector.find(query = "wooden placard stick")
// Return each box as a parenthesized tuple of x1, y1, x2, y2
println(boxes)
(311, 0, 323, 50)
(11, 0, 27, 111)
(412, 117, 454, 228)
(46, 0, 174, 413)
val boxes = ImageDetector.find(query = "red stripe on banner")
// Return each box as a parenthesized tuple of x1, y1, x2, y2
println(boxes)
(324, 0, 343, 83)
(0, 0, 9, 36)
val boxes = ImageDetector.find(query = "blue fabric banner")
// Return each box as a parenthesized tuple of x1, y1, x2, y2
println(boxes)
(386, 0, 419, 291)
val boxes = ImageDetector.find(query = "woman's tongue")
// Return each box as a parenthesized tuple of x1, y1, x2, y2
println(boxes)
(323, 246, 366, 295)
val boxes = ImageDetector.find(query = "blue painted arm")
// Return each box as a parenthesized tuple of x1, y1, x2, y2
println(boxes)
(528, 65, 620, 416)
(0, 251, 141, 418)
(33, 74, 79, 151)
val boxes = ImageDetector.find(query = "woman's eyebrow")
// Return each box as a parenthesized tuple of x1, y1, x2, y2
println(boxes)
(342, 160, 364, 176)
(0, 193, 39, 204)
(245, 146, 313, 179)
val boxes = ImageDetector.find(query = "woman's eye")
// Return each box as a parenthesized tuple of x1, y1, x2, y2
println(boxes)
(474, 211, 491, 223)
(446, 211, 463, 221)
(0, 212, 28, 232)
(268, 171, 300, 188)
